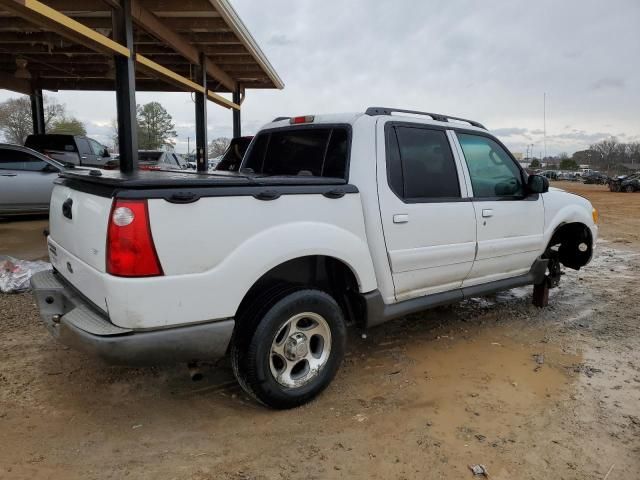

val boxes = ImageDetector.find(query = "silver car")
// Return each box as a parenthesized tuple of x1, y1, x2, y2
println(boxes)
(0, 144, 64, 216)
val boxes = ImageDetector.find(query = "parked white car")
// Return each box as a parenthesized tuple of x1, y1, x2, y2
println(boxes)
(0, 143, 64, 216)
(32, 107, 598, 408)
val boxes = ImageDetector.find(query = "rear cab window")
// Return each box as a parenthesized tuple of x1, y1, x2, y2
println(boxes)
(242, 126, 350, 179)
(138, 152, 163, 163)
(25, 135, 76, 153)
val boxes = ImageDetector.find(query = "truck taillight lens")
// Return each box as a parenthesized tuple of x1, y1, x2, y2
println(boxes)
(106, 199, 163, 277)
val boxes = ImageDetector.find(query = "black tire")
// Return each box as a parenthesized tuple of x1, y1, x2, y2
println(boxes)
(625, 185, 635, 193)
(231, 289, 346, 409)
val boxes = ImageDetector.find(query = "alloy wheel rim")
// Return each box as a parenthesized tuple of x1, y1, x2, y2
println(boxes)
(269, 312, 332, 388)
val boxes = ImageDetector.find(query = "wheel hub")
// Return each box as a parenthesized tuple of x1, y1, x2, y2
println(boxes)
(284, 332, 308, 361)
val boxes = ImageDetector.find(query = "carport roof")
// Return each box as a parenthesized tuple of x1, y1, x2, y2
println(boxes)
(0, 0, 283, 107)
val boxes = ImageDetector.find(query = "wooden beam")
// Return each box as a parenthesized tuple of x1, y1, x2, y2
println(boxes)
(131, 0, 197, 63)
(207, 89, 238, 110)
(0, 16, 114, 30)
(0, 71, 31, 94)
(135, 53, 204, 93)
(0, 0, 129, 56)
(129, 0, 235, 91)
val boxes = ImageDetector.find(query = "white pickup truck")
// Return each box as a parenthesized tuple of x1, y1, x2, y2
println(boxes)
(32, 107, 598, 408)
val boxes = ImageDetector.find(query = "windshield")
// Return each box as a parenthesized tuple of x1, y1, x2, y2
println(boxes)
(242, 127, 349, 178)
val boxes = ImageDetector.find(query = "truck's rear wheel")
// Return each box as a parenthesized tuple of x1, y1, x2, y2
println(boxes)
(231, 289, 346, 409)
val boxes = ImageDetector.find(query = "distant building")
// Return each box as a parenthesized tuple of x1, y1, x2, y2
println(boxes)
(512, 152, 524, 160)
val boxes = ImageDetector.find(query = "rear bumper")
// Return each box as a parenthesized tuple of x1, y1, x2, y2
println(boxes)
(30, 270, 234, 365)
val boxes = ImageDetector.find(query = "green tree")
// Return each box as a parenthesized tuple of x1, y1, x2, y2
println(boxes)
(560, 158, 579, 170)
(137, 102, 177, 150)
(0, 95, 65, 144)
(49, 118, 86, 135)
(530, 158, 541, 168)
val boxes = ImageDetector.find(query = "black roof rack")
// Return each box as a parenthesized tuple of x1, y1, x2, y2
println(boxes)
(272, 116, 290, 122)
(365, 107, 486, 130)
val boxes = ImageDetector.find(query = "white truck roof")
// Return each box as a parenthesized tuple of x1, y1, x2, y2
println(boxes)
(260, 107, 488, 133)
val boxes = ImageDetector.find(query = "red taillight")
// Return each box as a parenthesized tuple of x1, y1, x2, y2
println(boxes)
(139, 164, 162, 171)
(106, 199, 163, 277)
(290, 115, 314, 124)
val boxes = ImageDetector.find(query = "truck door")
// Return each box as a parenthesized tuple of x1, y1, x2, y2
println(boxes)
(377, 121, 477, 302)
(452, 132, 545, 287)
(88, 138, 109, 166)
(76, 137, 96, 166)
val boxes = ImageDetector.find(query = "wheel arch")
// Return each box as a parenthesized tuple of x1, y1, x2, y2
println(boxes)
(235, 255, 368, 330)
(546, 221, 594, 269)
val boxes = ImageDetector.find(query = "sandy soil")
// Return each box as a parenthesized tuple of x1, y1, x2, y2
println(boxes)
(556, 181, 640, 247)
(0, 183, 638, 479)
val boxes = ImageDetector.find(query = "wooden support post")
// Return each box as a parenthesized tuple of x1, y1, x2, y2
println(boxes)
(532, 281, 550, 308)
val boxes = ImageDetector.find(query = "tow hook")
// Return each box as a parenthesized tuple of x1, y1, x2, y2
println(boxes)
(52, 314, 61, 325)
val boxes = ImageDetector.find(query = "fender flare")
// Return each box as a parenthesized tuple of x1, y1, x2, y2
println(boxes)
(543, 204, 594, 248)
(214, 221, 378, 311)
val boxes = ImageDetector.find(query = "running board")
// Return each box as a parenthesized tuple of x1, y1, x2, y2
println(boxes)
(363, 258, 548, 328)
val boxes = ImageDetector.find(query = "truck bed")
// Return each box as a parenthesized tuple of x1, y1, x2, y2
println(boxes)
(47, 167, 370, 330)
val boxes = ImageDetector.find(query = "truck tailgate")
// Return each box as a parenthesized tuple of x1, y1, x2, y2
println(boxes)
(49, 184, 112, 273)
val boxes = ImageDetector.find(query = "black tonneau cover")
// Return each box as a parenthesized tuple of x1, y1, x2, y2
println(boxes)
(60, 168, 347, 188)
(57, 169, 357, 202)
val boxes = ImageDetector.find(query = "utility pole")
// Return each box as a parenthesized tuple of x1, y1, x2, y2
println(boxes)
(187, 136, 190, 156)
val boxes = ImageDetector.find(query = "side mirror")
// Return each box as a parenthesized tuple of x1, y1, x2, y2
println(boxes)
(102, 148, 110, 158)
(527, 174, 549, 194)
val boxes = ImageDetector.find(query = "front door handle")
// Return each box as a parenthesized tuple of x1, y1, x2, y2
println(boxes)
(0, 173, 17, 177)
(482, 209, 494, 218)
(393, 214, 409, 224)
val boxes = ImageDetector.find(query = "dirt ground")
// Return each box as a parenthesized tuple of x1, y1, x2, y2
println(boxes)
(1, 182, 639, 479)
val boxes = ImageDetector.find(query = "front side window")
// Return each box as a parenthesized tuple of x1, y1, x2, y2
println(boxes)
(0, 149, 48, 171)
(457, 133, 524, 198)
(386, 126, 460, 200)
(243, 127, 349, 178)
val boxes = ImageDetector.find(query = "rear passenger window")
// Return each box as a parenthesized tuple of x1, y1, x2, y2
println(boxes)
(386, 126, 460, 200)
(0, 149, 47, 171)
(243, 127, 350, 179)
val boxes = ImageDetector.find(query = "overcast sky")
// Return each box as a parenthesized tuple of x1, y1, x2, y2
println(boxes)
(1, 0, 638, 156)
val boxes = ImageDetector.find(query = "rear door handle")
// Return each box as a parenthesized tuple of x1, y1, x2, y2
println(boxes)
(393, 214, 409, 224)
(0, 173, 17, 177)
(482, 209, 494, 218)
